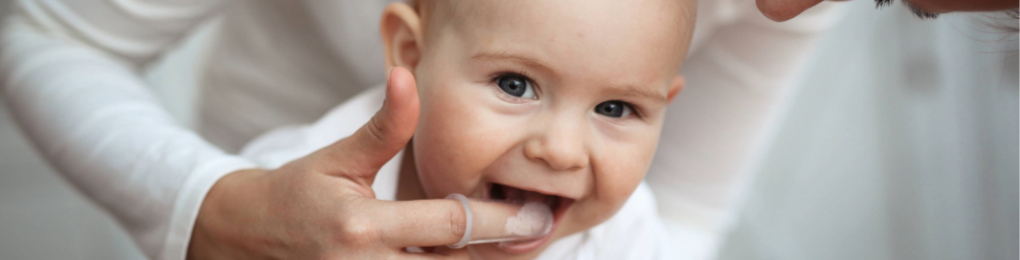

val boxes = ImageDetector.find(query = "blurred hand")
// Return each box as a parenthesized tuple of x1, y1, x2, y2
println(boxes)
(756, 0, 1019, 22)
(756, 0, 828, 22)
(187, 67, 468, 260)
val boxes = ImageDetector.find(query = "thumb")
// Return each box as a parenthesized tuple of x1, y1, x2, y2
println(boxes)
(318, 67, 419, 184)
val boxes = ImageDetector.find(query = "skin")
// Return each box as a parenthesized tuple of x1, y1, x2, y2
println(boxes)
(382, 0, 692, 259)
(758, 0, 1020, 22)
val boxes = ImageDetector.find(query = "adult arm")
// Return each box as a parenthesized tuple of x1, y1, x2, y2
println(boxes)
(646, 2, 846, 259)
(0, 1, 533, 259)
(0, 1, 247, 259)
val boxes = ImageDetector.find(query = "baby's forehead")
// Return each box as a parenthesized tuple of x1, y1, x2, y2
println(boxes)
(426, 0, 694, 82)
(429, 0, 693, 62)
(437, 0, 693, 33)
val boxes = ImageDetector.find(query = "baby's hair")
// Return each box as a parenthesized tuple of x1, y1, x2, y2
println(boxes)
(408, 0, 423, 13)
(403, 0, 459, 44)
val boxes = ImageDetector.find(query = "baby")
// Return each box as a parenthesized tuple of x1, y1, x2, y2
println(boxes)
(242, 0, 696, 259)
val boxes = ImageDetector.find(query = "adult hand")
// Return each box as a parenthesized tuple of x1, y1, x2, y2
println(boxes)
(757, 0, 1019, 22)
(755, 0, 828, 22)
(187, 67, 468, 259)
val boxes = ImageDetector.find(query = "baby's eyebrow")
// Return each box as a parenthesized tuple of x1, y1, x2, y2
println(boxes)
(612, 84, 668, 103)
(471, 51, 553, 73)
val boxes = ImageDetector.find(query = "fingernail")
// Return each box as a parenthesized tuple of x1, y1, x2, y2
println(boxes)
(384, 67, 395, 104)
(384, 67, 394, 85)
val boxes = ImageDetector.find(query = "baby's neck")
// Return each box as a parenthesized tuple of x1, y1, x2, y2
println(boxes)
(395, 142, 428, 201)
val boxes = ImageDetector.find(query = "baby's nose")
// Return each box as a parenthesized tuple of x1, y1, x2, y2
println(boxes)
(523, 125, 589, 172)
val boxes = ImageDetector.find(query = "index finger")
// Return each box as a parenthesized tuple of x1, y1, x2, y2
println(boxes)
(373, 198, 536, 248)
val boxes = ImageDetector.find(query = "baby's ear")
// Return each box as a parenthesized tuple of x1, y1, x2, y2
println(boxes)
(380, 3, 425, 72)
(667, 75, 685, 104)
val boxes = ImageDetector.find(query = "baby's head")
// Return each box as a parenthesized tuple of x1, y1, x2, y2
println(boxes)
(379, 0, 695, 258)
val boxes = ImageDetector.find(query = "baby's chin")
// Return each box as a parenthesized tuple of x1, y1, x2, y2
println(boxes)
(457, 182, 585, 254)
(463, 198, 609, 259)
(467, 242, 545, 260)
(464, 214, 601, 260)
(464, 230, 567, 260)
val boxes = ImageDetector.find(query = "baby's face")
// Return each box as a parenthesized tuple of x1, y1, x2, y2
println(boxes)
(408, 0, 691, 258)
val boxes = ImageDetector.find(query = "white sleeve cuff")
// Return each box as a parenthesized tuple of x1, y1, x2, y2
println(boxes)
(158, 156, 256, 260)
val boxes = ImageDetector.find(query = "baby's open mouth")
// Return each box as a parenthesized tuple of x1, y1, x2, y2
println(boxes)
(485, 183, 574, 253)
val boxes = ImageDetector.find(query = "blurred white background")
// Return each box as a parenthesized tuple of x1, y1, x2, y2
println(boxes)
(0, 1, 1016, 259)
(716, 3, 1018, 260)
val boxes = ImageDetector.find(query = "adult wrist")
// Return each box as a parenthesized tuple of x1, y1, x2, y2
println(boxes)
(187, 168, 267, 260)
(158, 155, 257, 260)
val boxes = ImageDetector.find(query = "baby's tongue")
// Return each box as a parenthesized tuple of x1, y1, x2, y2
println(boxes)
(502, 186, 549, 205)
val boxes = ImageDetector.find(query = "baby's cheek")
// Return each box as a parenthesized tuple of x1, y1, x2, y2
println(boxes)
(415, 110, 482, 189)
(573, 142, 654, 225)
(600, 162, 646, 210)
(413, 91, 519, 196)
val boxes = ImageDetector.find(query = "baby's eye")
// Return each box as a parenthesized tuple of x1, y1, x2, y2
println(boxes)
(594, 101, 632, 118)
(496, 74, 536, 99)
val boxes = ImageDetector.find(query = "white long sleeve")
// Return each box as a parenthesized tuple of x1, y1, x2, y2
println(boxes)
(0, 1, 255, 260)
(646, 1, 846, 259)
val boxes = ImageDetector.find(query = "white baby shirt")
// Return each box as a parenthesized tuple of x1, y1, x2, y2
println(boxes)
(241, 86, 675, 260)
